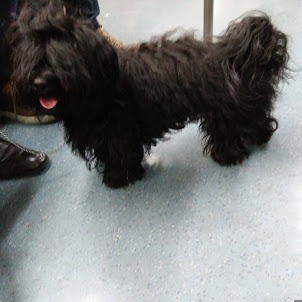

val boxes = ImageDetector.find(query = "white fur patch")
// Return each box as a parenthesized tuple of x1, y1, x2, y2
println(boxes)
(143, 153, 167, 170)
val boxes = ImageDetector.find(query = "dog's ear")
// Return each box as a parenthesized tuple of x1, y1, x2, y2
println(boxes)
(6, 4, 47, 92)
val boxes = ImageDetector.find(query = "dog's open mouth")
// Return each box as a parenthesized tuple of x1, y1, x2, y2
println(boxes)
(39, 97, 59, 109)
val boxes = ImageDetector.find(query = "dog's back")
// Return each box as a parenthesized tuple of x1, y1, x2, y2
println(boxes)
(116, 33, 215, 138)
(114, 15, 288, 146)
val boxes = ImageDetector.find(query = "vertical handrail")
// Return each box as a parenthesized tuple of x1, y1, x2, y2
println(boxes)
(204, 0, 214, 42)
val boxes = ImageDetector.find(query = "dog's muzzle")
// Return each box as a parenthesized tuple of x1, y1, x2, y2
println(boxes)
(34, 74, 60, 109)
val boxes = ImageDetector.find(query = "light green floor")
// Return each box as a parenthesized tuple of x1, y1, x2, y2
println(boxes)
(1, 1, 302, 301)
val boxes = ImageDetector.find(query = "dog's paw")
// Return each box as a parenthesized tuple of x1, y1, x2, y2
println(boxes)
(211, 148, 250, 166)
(103, 166, 145, 189)
(254, 131, 274, 146)
(127, 165, 145, 183)
(103, 173, 129, 188)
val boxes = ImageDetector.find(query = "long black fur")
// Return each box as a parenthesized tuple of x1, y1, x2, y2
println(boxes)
(7, 2, 289, 188)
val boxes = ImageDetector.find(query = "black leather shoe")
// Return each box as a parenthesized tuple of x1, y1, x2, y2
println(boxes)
(0, 137, 48, 179)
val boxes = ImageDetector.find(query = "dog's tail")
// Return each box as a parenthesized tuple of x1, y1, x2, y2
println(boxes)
(218, 13, 289, 102)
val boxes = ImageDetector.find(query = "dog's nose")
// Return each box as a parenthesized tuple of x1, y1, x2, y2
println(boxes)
(33, 72, 59, 96)
(34, 77, 48, 92)
(34, 77, 49, 95)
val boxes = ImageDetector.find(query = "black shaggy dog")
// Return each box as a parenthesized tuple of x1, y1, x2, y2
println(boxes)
(7, 3, 289, 188)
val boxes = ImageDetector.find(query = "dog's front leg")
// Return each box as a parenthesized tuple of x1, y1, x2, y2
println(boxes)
(101, 134, 145, 188)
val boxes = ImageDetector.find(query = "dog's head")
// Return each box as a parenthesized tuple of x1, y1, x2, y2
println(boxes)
(7, 1, 119, 120)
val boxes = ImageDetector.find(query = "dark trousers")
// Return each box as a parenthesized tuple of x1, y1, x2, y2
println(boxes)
(0, 0, 18, 84)
(79, 0, 100, 29)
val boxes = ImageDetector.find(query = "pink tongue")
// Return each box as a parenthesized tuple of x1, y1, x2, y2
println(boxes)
(39, 98, 59, 109)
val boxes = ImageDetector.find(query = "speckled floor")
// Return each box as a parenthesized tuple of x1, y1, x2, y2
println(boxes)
(1, 1, 302, 301)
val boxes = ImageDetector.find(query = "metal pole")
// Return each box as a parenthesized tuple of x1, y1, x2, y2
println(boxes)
(204, 0, 214, 42)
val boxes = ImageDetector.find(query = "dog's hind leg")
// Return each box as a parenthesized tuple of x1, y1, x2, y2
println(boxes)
(216, 14, 288, 150)
(201, 105, 278, 166)
(200, 113, 250, 166)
